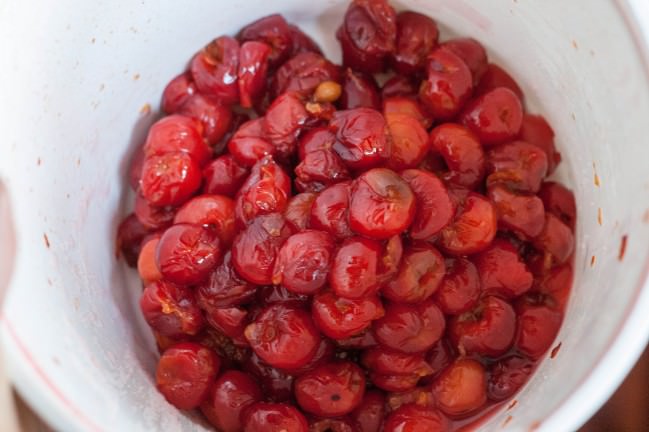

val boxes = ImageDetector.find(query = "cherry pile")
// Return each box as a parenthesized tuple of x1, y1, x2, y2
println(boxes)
(117, 1, 577, 430)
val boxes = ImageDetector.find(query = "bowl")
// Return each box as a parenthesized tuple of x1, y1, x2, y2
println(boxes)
(1, 0, 649, 430)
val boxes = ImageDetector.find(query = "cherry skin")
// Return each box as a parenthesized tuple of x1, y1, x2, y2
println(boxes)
(179, 94, 233, 147)
(377, 234, 404, 284)
(134, 194, 175, 231)
(373, 299, 445, 353)
(385, 114, 430, 170)
(401, 169, 455, 240)
(336, 330, 379, 350)
(486, 140, 549, 194)
(241, 402, 309, 432)
(272, 52, 341, 99)
(288, 24, 323, 55)
(475, 63, 524, 101)
(385, 387, 435, 412)
(487, 355, 535, 401)
(488, 185, 545, 239)
(238, 14, 293, 67)
(439, 193, 497, 255)
(433, 258, 481, 315)
(298, 127, 337, 160)
(200, 370, 262, 432)
(340, 68, 382, 110)
(460, 87, 523, 146)
(441, 38, 488, 85)
(515, 297, 563, 359)
(369, 373, 421, 392)
(202, 154, 249, 197)
(383, 96, 432, 129)
(449, 296, 516, 357)
(381, 75, 417, 99)
(419, 48, 473, 120)
(329, 236, 381, 299)
(519, 114, 561, 174)
(272, 230, 336, 295)
(140, 152, 202, 207)
(295, 361, 366, 417)
(383, 404, 450, 432)
(312, 291, 384, 339)
(362, 346, 433, 377)
(330, 108, 391, 170)
(432, 358, 487, 418)
(309, 417, 360, 432)
(196, 251, 257, 311)
(174, 194, 236, 245)
(538, 181, 576, 231)
(155, 223, 221, 285)
(310, 182, 354, 239)
(351, 390, 385, 432)
(140, 280, 204, 338)
(283, 192, 316, 232)
(143, 114, 210, 165)
(532, 213, 575, 265)
(349, 168, 416, 240)
(383, 242, 445, 303)
(205, 306, 249, 346)
(244, 303, 320, 369)
(116, 213, 152, 267)
(190, 36, 240, 105)
(337, 0, 397, 74)
(231, 212, 293, 285)
(238, 41, 272, 108)
(428, 123, 486, 189)
(393, 11, 439, 75)
(294, 148, 350, 192)
(243, 353, 295, 402)
(263, 92, 309, 158)
(161, 72, 196, 114)
(227, 118, 275, 167)
(474, 238, 533, 299)
(287, 338, 336, 376)
(137, 237, 162, 285)
(156, 343, 220, 410)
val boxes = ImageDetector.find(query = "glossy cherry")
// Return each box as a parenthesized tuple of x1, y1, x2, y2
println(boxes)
(202, 154, 249, 197)
(140, 280, 204, 338)
(137, 237, 162, 285)
(310, 182, 354, 239)
(383, 242, 445, 303)
(227, 118, 275, 167)
(487, 355, 535, 402)
(538, 181, 576, 231)
(298, 127, 337, 160)
(385, 114, 430, 170)
(238, 41, 272, 108)
(330, 236, 381, 299)
(294, 148, 350, 192)
(401, 169, 455, 240)
(474, 238, 533, 299)
(515, 297, 563, 359)
(242, 402, 309, 432)
(243, 353, 295, 402)
(475, 63, 524, 101)
(244, 303, 320, 369)
(174, 194, 236, 245)
(383, 404, 450, 432)
(432, 358, 487, 418)
(487, 185, 545, 239)
(441, 38, 488, 85)
(156, 343, 220, 410)
(263, 92, 309, 158)
(519, 114, 561, 174)
(140, 152, 202, 207)
(196, 251, 256, 310)
(143, 114, 209, 165)
(117, 213, 152, 266)
(460, 87, 523, 146)
(161, 72, 196, 114)
(238, 14, 293, 66)
(312, 291, 384, 339)
(134, 194, 175, 230)
(381, 75, 417, 98)
(351, 390, 385, 432)
(200, 370, 262, 432)
(272, 52, 341, 99)
(330, 108, 390, 170)
(486, 140, 548, 194)
(339, 68, 382, 110)
(433, 258, 480, 315)
(284, 192, 317, 232)
(439, 193, 497, 255)
(429, 123, 485, 189)
(532, 213, 575, 265)
(190, 36, 240, 105)
(362, 346, 433, 378)
(179, 94, 233, 147)
(393, 11, 439, 75)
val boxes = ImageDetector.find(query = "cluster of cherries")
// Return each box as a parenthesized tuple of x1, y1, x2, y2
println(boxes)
(117, 0, 577, 430)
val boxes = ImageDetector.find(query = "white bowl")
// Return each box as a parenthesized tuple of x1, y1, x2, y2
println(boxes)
(1, 0, 649, 431)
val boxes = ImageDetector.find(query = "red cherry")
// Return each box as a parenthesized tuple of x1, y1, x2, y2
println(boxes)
(515, 297, 563, 359)
(116, 213, 152, 266)
(373, 299, 445, 353)
(238, 41, 272, 108)
(288, 24, 323, 56)
(231, 213, 293, 285)
(536, 263, 573, 311)
(381, 75, 417, 99)
(256, 285, 309, 308)
(362, 346, 433, 377)
(161, 72, 196, 114)
(179, 94, 233, 147)
(475, 63, 524, 101)
(377, 234, 404, 284)
(351, 390, 385, 432)
(330, 236, 381, 299)
(242, 402, 309, 432)
(294, 149, 350, 192)
(143, 115, 209, 165)
(286, 338, 336, 376)
(310, 182, 354, 239)
(433, 258, 480, 315)
(228, 118, 275, 167)
(474, 238, 533, 299)
(418, 48, 473, 120)
(449, 296, 516, 357)
(238, 14, 293, 67)
(272, 52, 341, 99)
(156, 343, 220, 410)
(336, 330, 379, 350)
(428, 123, 485, 189)
(337, 0, 397, 74)
(385, 114, 430, 170)
(487, 355, 534, 401)
(140, 280, 204, 338)
(439, 193, 497, 255)
(385, 387, 435, 412)
(312, 291, 384, 339)
(156, 223, 221, 285)
(393, 11, 439, 75)
(202, 154, 249, 197)
(383, 404, 450, 432)
(174, 194, 236, 245)
(441, 38, 488, 85)
(140, 152, 202, 207)
(340, 68, 382, 110)
(196, 251, 257, 310)
(272, 230, 336, 295)
(263, 92, 309, 158)
(298, 127, 337, 160)
(519, 114, 561, 174)
(234, 156, 291, 226)
(295, 361, 366, 417)
(383, 242, 445, 303)
(309, 417, 360, 432)
(134, 194, 175, 230)
(331, 108, 391, 170)
(200, 370, 262, 432)
(460, 87, 523, 146)
(401, 169, 455, 240)
(532, 213, 575, 265)
(488, 185, 545, 239)
(486, 140, 548, 194)
(425, 339, 455, 378)
(538, 181, 576, 231)
(244, 303, 320, 369)
(138, 237, 162, 285)
(243, 353, 295, 402)
(190, 36, 240, 105)
(370, 373, 421, 392)
(284, 192, 317, 232)
(349, 168, 415, 239)
(205, 306, 249, 346)
(432, 358, 487, 418)
(383, 96, 432, 129)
